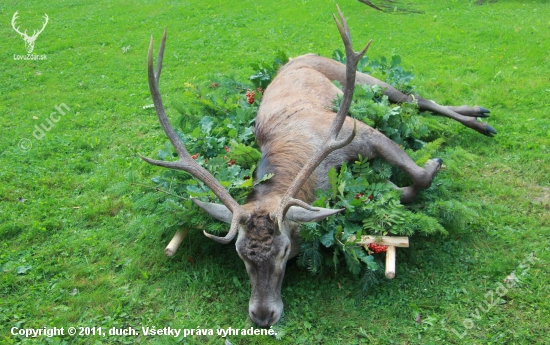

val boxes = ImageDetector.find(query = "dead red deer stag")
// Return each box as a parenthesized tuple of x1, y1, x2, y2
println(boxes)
(140, 6, 495, 327)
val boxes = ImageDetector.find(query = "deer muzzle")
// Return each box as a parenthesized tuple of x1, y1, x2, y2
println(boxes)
(249, 295, 283, 327)
(245, 259, 287, 327)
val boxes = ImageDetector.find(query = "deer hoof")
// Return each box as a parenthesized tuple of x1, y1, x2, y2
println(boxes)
(478, 107, 491, 118)
(484, 124, 497, 137)
(425, 158, 443, 174)
(430, 158, 443, 171)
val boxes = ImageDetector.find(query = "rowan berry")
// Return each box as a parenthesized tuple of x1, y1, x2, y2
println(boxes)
(246, 90, 255, 104)
(368, 243, 388, 253)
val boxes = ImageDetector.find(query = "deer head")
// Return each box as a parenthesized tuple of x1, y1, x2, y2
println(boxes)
(140, 6, 370, 327)
(12, 11, 49, 54)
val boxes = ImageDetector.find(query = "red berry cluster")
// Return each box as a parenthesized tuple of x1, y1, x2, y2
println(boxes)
(246, 90, 255, 104)
(354, 193, 374, 201)
(368, 243, 388, 253)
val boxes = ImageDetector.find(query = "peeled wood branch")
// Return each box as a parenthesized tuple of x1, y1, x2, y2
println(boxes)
(165, 229, 189, 257)
(385, 245, 396, 279)
(349, 235, 409, 247)
(349, 235, 406, 279)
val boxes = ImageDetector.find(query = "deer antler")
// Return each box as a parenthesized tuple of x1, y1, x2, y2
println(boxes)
(32, 14, 49, 39)
(140, 29, 249, 244)
(11, 12, 49, 38)
(272, 5, 371, 233)
(11, 11, 26, 37)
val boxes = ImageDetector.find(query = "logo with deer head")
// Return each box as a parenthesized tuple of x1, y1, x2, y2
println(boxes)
(11, 11, 49, 54)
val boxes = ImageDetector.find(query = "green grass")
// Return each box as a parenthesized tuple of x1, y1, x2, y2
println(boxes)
(1, 0, 549, 344)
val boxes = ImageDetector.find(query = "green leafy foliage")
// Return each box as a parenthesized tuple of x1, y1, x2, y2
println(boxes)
(250, 50, 289, 90)
(333, 49, 415, 93)
(139, 77, 263, 234)
(332, 51, 443, 150)
(297, 55, 476, 284)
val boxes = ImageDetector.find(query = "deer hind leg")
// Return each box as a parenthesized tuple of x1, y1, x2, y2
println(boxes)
(351, 68, 497, 137)
(301, 55, 496, 136)
(444, 105, 490, 118)
(414, 96, 497, 136)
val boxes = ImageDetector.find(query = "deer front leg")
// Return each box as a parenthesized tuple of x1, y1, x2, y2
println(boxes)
(382, 154, 442, 203)
(398, 158, 442, 203)
(356, 128, 443, 203)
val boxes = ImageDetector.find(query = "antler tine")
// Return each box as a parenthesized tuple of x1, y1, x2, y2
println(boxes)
(154, 28, 166, 87)
(11, 11, 25, 36)
(140, 31, 248, 244)
(271, 6, 371, 233)
(33, 14, 49, 37)
(333, 5, 371, 125)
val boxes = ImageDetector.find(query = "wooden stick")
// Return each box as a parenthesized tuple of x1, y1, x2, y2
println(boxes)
(385, 245, 396, 279)
(165, 229, 189, 257)
(349, 235, 409, 247)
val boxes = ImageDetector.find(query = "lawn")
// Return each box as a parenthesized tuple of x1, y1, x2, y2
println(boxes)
(1, 0, 549, 344)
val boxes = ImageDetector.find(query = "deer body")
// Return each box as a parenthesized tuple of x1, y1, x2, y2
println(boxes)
(231, 54, 443, 326)
(141, 8, 495, 327)
(253, 54, 445, 209)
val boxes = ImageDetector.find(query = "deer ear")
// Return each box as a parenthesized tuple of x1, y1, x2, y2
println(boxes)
(192, 198, 233, 223)
(285, 206, 344, 223)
